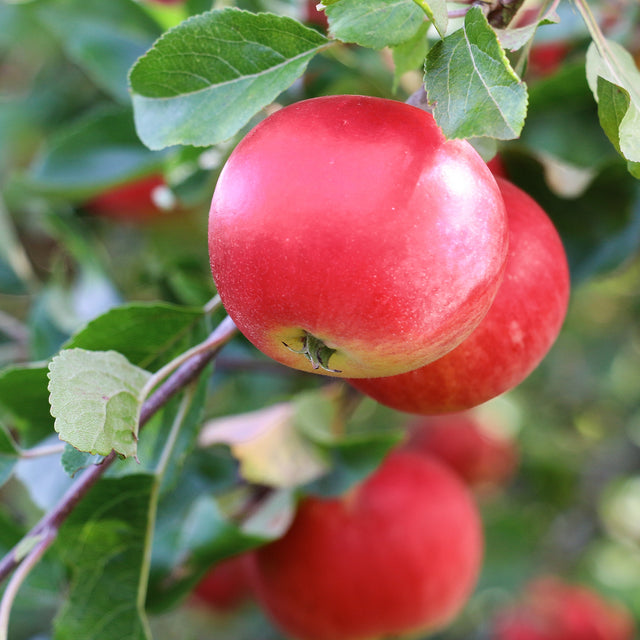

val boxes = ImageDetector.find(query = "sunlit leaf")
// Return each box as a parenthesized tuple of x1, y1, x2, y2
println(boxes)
(130, 9, 328, 149)
(48, 349, 151, 458)
(425, 6, 528, 140)
(325, 0, 430, 48)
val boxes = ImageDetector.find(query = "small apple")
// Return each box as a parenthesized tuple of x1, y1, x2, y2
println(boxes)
(85, 173, 176, 223)
(209, 95, 508, 378)
(248, 449, 483, 640)
(349, 177, 569, 414)
(493, 576, 635, 640)
(192, 555, 253, 612)
(403, 412, 518, 490)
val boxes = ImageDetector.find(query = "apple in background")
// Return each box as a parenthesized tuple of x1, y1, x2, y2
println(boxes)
(402, 412, 518, 491)
(85, 173, 177, 223)
(248, 449, 483, 640)
(487, 154, 508, 179)
(209, 95, 508, 378)
(305, 0, 328, 30)
(349, 177, 570, 414)
(492, 576, 635, 640)
(528, 42, 572, 78)
(192, 555, 253, 613)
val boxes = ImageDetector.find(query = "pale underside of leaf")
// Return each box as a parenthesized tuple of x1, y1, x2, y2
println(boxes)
(48, 349, 151, 458)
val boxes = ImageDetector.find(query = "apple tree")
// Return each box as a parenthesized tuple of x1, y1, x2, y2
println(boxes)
(1, 0, 640, 638)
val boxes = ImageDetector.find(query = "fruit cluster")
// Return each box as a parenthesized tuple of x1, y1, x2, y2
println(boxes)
(205, 95, 572, 639)
(209, 94, 570, 413)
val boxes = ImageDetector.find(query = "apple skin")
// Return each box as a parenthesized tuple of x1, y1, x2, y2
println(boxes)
(403, 412, 518, 490)
(192, 555, 253, 612)
(209, 95, 508, 378)
(528, 42, 571, 78)
(85, 174, 169, 223)
(493, 576, 635, 640)
(305, 0, 328, 30)
(247, 449, 483, 640)
(349, 177, 569, 413)
(487, 154, 508, 179)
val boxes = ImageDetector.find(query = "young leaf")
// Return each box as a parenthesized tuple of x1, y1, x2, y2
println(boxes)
(586, 40, 640, 174)
(53, 475, 156, 640)
(35, 0, 161, 103)
(325, 0, 430, 49)
(130, 9, 329, 150)
(48, 348, 152, 458)
(64, 302, 204, 370)
(425, 6, 528, 140)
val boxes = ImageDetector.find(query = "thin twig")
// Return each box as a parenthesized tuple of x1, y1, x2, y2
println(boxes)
(0, 528, 56, 640)
(18, 443, 67, 459)
(139, 315, 237, 404)
(0, 315, 237, 585)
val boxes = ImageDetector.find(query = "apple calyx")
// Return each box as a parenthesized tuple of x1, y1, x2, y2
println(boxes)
(283, 332, 342, 373)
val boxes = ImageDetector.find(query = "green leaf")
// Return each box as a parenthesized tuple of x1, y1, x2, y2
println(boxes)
(495, 5, 560, 52)
(64, 302, 204, 370)
(325, 0, 427, 49)
(521, 62, 616, 170)
(391, 21, 429, 91)
(61, 444, 104, 477)
(26, 106, 166, 199)
(130, 9, 328, 149)
(54, 475, 156, 640)
(0, 364, 54, 446)
(291, 388, 405, 496)
(414, 0, 447, 39)
(147, 473, 290, 611)
(35, 0, 161, 103)
(0, 422, 19, 488)
(596, 77, 640, 178)
(425, 6, 528, 140)
(586, 40, 640, 170)
(48, 348, 152, 458)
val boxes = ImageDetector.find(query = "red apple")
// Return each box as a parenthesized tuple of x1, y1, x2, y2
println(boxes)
(248, 449, 483, 640)
(305, 0, 328, 30)
(192, 555, 253, 612)
(403, 412, 518, 489)
(493, 576, 635, 640)
(85, 173, 174, 223)
(528, 42, 572, 78)
(209, 95, 508, 378)
(349, 177, 569, 413)
(487, 154, 508, 178)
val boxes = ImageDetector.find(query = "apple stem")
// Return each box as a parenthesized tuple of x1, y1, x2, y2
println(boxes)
(283, 331, 342, 373)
